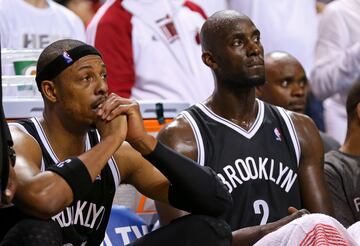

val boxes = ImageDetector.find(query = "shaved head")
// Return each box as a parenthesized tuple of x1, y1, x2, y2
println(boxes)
(200, 10, 252, 53)
(200, 10, 265, 88)
(265, 51, 300, 70)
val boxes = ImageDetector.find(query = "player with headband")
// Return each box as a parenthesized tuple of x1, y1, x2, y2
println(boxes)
(1, 39, 233, 245)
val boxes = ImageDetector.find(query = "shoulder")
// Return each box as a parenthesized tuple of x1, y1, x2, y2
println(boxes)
(287, 111, 319, 136)
(9, 123, 39, 147)
(157, 113, 198, 160)
(324, 151, 348, 171)
(268, 105, 318, 139)
(182, 1, 207, 20)
(158, 114, 194, 146)
(323, 150, 347, 179)
(285, 111, 324, 157)
(9, 123, 42, 166)
(49, 1, 84, 26)
(88, 0, 131, 29)
(87, 0, 132, 44)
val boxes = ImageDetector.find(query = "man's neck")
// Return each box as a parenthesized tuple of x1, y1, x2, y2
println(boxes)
(205, 85, 258, 131)
(40, 114, 88, 161)
(24, 0, 48, 9)
(339, 124, 360, 156)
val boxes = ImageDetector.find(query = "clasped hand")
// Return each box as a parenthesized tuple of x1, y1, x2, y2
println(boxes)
(95, 93, 147, 147)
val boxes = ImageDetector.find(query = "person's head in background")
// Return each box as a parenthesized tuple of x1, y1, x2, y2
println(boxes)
(54, 0, 95, 26)
(344, 81, 360, 145)
(256, 51, 308, 113)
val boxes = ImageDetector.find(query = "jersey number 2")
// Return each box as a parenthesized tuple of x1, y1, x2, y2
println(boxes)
(253, 200, 269, 225)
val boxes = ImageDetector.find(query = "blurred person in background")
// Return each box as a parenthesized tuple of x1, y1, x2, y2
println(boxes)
(310, 0, 360, 143)
(54, 0, 95, 26)
(256, 51, 340, 153)
(0, 0, 85, 49)
(324, 81, 360, 228)
(87, 0, 213, 105)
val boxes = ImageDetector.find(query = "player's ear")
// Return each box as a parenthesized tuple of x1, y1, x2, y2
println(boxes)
(42, 80, 57, 103)
(202, 51, 218, 70)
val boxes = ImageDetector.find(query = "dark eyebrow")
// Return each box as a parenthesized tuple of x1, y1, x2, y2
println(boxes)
(229, 28, 260, 40)
(252, 29, 260, 36)
(280, 76, 294, 82)
(300, 76, 308, 83)
(229, 32, 246, 39)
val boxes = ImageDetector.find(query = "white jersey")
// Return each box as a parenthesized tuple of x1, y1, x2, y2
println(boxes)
(0, 0, 86, 49)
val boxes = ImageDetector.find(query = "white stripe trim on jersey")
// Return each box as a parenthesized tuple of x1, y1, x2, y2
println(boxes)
(95, 131, 121, 188)
(31, 118, 60, 163)
(276, 107, 301, 165)
(195, 99, 265, 139)
(181, 111, 205, 166)
(9, 122, 46, 171)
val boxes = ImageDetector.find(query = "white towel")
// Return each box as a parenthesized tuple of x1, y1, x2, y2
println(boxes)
(254, 214, 359, 246)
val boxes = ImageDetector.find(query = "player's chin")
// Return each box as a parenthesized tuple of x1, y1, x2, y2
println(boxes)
(288, 105, 305, 114)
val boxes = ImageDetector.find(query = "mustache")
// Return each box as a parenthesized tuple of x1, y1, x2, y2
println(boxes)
(245, 57, 264, 66)
(91, 96, 107, 109)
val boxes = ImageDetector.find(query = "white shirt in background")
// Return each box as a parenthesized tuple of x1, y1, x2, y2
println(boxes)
(0, 0, 86, 49)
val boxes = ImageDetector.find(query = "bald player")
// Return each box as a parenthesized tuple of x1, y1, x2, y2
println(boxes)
(256, 51, 340, 153)
(155, 10, 333, 245)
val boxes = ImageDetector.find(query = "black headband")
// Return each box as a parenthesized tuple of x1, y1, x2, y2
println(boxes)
(35, 44, 102, 90)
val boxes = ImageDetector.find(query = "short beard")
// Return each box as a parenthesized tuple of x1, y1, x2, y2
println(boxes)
(224, 75, 265, 89)
(245, 76, 265, 86)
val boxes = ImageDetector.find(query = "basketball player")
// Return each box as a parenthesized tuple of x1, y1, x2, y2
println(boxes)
(256, 51, 340, 153)
(0, 39, 232, 245)
(155, 10, 333, 245)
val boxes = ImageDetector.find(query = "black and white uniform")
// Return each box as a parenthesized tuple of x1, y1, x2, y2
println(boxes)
(181, 99, 302, 230)
(7, 118, 121, 246)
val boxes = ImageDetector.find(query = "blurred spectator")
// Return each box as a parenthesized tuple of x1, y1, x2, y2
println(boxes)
(87, 0, 213, 105)
(324, 81, 360, 228)
(54, 0, 95, 26)
(190, 0, 228, 16)
(256, 51, 340, 153)
(318, 0, 334, 3)
(310, 0, 360, 143)
(0, 0, 85, 49)
(228, 0, 318, 76)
